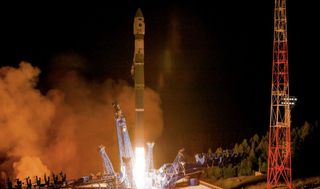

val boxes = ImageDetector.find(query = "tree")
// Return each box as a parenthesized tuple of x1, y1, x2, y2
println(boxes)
(257, 133, 268, 161)
(207, 148, 214, 167)
(299, 121, 311, 141)
(238, 159, 253, 176)
(215, 147, 223, 156)
(223, 164, 236, 178)
(241, 139, 250, 154)
(250, 134, 259, 151)
(233, 143, 239, 155)
(203, 166, 214, 179)
(248, 148, 258, 171)
(258, 157, 267, 173)
(238, 143, 244, 155)
(212, 166, 223, 179)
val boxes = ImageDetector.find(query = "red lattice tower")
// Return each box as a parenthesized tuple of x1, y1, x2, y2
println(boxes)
(267, 0, 292, 188)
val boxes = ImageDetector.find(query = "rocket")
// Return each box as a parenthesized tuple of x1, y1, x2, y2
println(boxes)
(133, 8, 145, 147)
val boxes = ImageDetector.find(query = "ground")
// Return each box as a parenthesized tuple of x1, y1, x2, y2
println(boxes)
(202, 175, 320, 189)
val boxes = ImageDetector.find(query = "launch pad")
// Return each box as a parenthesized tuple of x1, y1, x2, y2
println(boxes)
(68, 9, 204, 189)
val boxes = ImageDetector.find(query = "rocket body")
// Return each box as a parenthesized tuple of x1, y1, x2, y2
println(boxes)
(133, 8, 145, 147)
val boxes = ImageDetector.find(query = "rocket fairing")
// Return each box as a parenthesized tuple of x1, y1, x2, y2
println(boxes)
(133, 8, 145, 147)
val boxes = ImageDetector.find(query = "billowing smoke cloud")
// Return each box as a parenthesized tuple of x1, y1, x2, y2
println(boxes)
(13, 156, 50, 180)
(0, 56, 163, 180)
(0, 62, 55, 179)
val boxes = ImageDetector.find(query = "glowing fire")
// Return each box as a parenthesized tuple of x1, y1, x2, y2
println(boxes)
(134, 147, 145, 189)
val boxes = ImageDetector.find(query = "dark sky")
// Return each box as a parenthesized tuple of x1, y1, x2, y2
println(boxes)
(1, 1, 319, 162)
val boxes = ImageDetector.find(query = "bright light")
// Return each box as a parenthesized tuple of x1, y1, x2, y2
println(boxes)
(134, 147, 145, 189)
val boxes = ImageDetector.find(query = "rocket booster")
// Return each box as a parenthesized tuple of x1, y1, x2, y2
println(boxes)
(133, 8, 145, 147)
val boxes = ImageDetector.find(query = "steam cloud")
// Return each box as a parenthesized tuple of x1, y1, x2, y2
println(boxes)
(0, 58, 163, 180)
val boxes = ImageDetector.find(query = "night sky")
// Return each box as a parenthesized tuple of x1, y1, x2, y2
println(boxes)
(1, 1, 319, 163)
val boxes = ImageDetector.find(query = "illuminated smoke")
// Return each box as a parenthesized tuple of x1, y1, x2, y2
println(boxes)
(0, 62, 55, 178)
(13, 156, 50, 181)
(0, 57, 163, 180)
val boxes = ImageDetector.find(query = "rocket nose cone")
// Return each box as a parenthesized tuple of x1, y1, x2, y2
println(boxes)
(135, 8, 143, 18)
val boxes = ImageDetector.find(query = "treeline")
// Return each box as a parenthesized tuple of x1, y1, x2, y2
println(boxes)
(200, 121, 320, 180)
